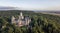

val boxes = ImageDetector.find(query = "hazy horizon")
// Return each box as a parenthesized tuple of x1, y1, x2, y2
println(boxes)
(0, 0, 60, 10)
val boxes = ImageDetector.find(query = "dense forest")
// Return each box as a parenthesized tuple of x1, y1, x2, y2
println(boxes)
(0, 10, 60, 33)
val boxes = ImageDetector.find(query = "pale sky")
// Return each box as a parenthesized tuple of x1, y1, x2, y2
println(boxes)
(0, 0, 60, 10)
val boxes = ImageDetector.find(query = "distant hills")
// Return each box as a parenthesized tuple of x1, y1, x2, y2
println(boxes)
(0, 6, 20, 10)
(0, 6, 60, 14)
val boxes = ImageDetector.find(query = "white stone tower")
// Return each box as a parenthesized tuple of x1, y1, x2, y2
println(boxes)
(18, 12, 24, 26)
(20, 12, 23, 16)
(11, 16, 15, 24)
(19, 12, 24, 19)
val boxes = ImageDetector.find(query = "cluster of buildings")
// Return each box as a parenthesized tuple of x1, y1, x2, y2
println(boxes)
(11, 12, 31, 27)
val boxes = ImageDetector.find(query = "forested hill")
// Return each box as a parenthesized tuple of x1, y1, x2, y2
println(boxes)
(0, 10, 60, 33)
(0, 10, 34, 16)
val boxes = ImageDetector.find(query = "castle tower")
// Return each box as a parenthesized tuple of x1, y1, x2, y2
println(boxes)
(20, 12, 23, 16)
(11, 16, 15, 24)
(19, 12, 24, 19)
(18, 12, 24, 26)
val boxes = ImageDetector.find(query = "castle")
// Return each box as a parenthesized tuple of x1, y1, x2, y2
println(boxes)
(11, 12, 31, 27)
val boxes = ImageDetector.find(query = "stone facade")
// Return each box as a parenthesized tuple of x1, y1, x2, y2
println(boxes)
(11, 12, 31, 27)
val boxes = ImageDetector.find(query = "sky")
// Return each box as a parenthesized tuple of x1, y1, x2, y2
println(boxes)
(0, 0, 60, 10)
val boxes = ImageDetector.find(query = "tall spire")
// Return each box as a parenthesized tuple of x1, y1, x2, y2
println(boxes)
(19, 12, 24, 19)
(20, 12, 23, 16)
(11, 16, 15, 24)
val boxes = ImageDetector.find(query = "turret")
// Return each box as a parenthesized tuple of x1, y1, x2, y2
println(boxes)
(19, 12, 24, 19)
(11, 16, 15, 24)
(20, 12, 23, 16)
